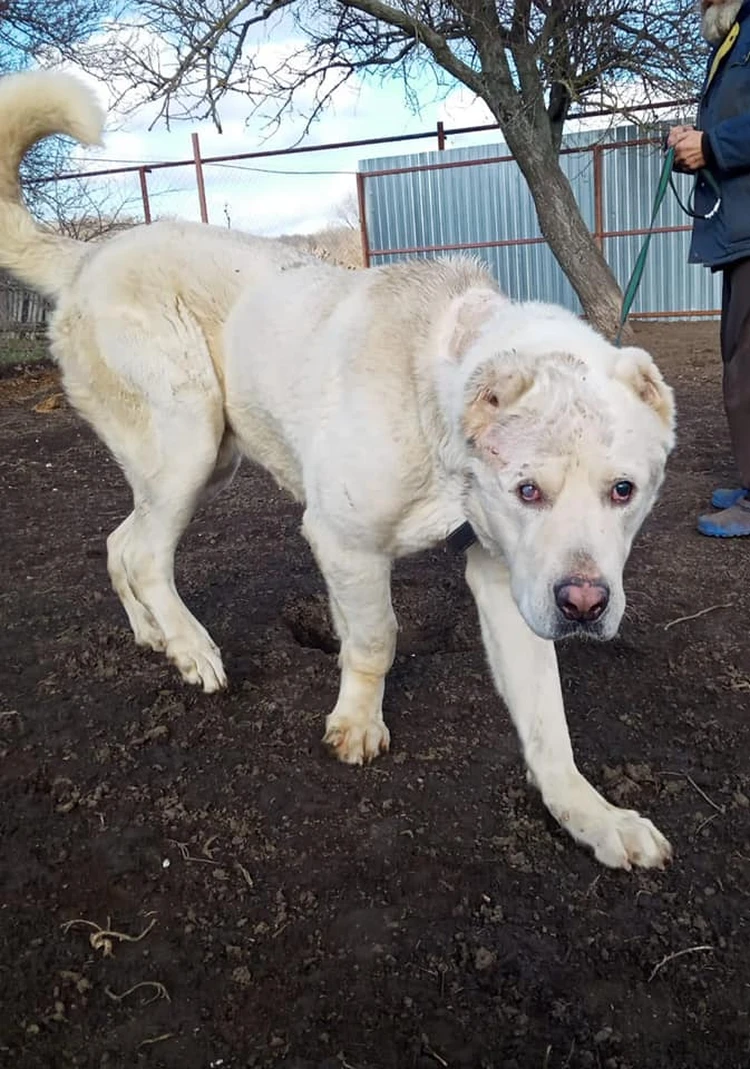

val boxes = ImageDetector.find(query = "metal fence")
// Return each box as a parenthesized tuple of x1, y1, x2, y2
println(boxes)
(1, 99, 716, 358)
(357, 125, 721, 319)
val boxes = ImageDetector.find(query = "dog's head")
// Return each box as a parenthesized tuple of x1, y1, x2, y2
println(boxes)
(439, 288, 675, 641)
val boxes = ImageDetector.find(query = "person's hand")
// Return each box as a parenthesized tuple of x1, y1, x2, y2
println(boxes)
(667, 124, 695, 147)
(672, 128, 706, 172)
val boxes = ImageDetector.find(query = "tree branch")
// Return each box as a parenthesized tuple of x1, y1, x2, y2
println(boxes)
(338, 0, 485, 96)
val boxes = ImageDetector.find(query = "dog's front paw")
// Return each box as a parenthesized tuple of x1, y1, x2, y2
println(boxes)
(543, 773, 672, 870)
(572, 807, 672, 870)
(323, 711, 390, 765)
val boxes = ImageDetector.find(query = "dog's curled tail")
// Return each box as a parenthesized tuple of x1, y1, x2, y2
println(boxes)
(0, 70, 105, 299)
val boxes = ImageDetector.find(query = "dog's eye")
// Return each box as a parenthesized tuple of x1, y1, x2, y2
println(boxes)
(611, 480, 634, 504)
(517, 482, 543, 504)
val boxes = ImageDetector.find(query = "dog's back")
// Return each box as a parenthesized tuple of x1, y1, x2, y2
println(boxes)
(52, 219, 314, 395)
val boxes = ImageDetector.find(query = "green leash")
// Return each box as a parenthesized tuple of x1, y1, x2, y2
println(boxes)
(614, 147, 675, 347)
(613, 145, 722, 347)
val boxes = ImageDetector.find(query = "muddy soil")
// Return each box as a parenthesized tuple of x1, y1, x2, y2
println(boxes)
(1, 323, 748, 1069)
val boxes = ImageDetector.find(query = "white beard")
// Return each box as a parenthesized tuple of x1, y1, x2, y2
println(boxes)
(702, 0, 743, 43)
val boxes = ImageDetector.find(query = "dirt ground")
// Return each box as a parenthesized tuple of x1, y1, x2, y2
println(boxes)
(1, 321, 749, 1069)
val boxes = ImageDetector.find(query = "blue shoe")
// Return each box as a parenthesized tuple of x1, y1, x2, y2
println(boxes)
(698, 499, 750, 537)
(711, 487, 749, 509)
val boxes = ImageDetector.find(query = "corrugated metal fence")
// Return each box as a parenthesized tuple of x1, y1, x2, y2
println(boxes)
(359, 125, 721, 319)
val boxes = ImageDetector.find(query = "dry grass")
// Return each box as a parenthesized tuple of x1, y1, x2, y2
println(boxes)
(279, 225, 363, 269)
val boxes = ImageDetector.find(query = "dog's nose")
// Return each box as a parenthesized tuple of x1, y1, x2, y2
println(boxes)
(554, 577, 610, 623)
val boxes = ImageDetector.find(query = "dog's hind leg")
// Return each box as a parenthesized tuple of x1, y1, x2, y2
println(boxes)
(302, 509, 396, 764)
(62, 304, 233, 692)
(115, 423, 229, 693)
(106, 430, 241, 659)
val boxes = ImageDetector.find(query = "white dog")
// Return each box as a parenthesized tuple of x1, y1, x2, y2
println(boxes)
(0, 71, 676, 870)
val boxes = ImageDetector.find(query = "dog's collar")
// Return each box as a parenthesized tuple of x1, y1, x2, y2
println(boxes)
(445, 520, 477, 553)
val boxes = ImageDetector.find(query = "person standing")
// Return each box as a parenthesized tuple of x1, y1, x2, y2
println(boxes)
(669, 0, 750, 536)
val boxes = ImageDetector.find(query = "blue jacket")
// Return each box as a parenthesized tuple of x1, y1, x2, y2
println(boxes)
(690, 0, 750, 268)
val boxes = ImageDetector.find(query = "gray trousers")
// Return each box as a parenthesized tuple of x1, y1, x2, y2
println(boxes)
(721, 257, 750, 487)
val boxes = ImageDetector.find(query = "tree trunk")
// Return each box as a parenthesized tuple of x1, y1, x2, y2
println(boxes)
(498, 118, 629, 341)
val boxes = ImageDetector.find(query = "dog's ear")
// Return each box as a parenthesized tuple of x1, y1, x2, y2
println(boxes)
(463, 358, 534, 456)
(613, 347, 675, 432)
(443, 287, 504, 361)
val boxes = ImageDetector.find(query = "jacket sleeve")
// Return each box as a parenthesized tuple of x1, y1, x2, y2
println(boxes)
(704, 113, 750, 175)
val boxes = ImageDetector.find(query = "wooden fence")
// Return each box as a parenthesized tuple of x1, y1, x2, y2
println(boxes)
(0, 275, 49, 336)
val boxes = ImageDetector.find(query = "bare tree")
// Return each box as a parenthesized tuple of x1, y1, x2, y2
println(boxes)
(30, 175, 141, 240)
(77, 1, 707, 334)
(3, 0, 118, 211)
(1, 0, 115, 72)
(335, 191, 360, 230)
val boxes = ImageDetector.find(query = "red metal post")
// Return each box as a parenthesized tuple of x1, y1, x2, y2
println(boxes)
(192, 132, 209, 224)
(593, 145, 604, 250)
(356, 171, 371, 268)
(367, 235, 546, 258)
(138, 167, 152, 224)
(437, 121, 446, 151)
